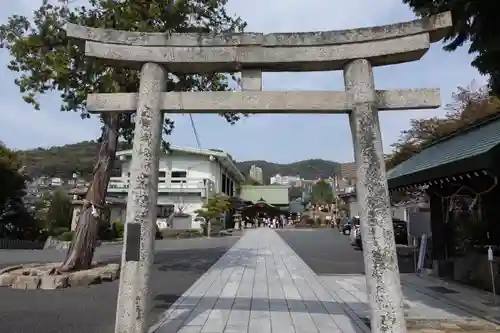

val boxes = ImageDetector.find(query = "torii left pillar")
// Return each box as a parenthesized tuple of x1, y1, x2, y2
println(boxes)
(115, 63, 166, 333)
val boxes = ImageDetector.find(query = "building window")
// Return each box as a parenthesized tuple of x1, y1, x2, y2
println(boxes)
(171, 171, 187, 183)
(222, 173, 227, 194)
(110, 167, 121, 177)
(158, 171, 166, 183)
(157, 205, 175, 218)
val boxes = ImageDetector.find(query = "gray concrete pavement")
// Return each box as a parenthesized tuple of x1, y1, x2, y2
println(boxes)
(277, 228, 416, 275)
(278, 228, 500, 332)
(319, 274, 500, 331)
(152, 228, 368, 333)
(0, 236, 239, 333)
(149, 228, 500, 332)
(277, 228, 366, 275)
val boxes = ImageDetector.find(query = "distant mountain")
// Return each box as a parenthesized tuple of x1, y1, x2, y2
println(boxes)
(237, 160, 340, 183)
(17, 141, 340, 181)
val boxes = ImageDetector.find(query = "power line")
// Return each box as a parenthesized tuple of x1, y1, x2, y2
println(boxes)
(189, 114, 202, 148)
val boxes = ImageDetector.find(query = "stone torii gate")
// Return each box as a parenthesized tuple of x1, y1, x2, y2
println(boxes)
(66, 11, 451, 333)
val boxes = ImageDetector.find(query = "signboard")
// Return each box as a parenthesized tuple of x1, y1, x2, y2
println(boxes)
(417, 233, 427, 274)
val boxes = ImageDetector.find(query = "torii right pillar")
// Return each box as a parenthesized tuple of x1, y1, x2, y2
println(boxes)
(345, 58, 406, 332)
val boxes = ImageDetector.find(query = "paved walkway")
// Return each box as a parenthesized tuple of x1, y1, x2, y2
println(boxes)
(151, 228, 367, 333)
(401, 274, 500, 324)
(150, 228, 500, 332)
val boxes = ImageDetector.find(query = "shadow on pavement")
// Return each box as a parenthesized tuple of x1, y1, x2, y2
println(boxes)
(0, 244, 236, 333)
(155, 247, 258, 274)
(152, 295, 369, 332)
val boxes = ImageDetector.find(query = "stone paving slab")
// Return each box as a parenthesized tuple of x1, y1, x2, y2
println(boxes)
(401, 274, 500, 325)
(319, 274, 500, 332)
(150, 228, 368, 333)
(150, 228, 500, 332)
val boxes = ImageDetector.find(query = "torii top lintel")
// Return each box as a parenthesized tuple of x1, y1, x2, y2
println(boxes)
(65, 12, 452, 73)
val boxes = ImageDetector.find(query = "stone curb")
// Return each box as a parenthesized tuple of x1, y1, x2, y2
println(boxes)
(0, 263, 120, 290)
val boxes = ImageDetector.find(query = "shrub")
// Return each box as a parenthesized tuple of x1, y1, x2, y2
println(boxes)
(187, 228, 203, 236)
(113, 221, 125, 239)
(99, 224, 114, 241)
(45, 190, 72, 230)
(51, 226, 69, 236)
(58, 231, 74, 241)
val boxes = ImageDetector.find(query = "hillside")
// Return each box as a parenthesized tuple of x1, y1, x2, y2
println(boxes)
(237, 160, 340, 182)
(18, 141, 340, 181)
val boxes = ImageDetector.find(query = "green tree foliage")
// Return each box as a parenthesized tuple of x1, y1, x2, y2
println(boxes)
(45, 190, 72, 233)
(237, 159, 340, 183)
(0, 143, 26, 212)
(0, 0, 246, 271)
(402, 0, 500, 94)
(195, 194, 231, 222)
(15, 140, 342, 182)
(311, 180, 333, 205)
(195, 193, 231, 236)
(386, 84, 500, 169)
(0, 143, 41, 239)
(243, 178, 262, 185)
(288, 186, 303, 201)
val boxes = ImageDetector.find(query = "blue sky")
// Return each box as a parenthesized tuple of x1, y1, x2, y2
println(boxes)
(0, 0, 487, 164)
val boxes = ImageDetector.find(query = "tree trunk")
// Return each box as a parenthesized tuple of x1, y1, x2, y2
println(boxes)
(59, 115, 120, 272)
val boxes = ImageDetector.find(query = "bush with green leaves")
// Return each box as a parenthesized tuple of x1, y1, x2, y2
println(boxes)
(45, 190, 72, 233)
(51, 226, 70, 236)
(58, 231, 74, 241)
(113, 221, 125, 239)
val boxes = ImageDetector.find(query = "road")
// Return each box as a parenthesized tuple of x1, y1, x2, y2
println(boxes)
(0, 236, 240, 333)
(277, 228, 366, 274)
(277, 228, 415, 275)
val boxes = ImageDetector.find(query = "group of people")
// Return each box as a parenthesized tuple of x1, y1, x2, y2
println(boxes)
(238, 214, 290, 229)
(255, 215, 286, 229)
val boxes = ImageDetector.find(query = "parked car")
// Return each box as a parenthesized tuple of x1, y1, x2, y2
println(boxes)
(349, 217, 360, 245)
(355, 218, 408, 249)
(339, 217, 352, 235)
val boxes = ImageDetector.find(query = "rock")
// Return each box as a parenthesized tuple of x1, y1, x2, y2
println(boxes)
(11, 275, 41, 290)
(0, 265, 23, 275)
(40, 275, 69, 290)
(0, 274, 16, 287)
(99, 264, 120, 281)
(43, 237, 71, 250)
(0, 262, 119, 290)
(67, 271, 101, 287)
(99, 271, 117, 281)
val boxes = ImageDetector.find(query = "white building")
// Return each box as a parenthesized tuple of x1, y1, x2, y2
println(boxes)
(50, 177, 63, 187)
(70, 146, 245, 231)
(248, 164, 263, 184)
(269, 174, 302, 187)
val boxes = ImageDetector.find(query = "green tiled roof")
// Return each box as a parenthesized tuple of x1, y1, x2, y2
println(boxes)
(388, 116, 500, 183)
(239, 185, 289, 205)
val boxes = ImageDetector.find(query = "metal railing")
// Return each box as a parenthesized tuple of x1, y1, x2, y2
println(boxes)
(108, 177, 211, 191)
